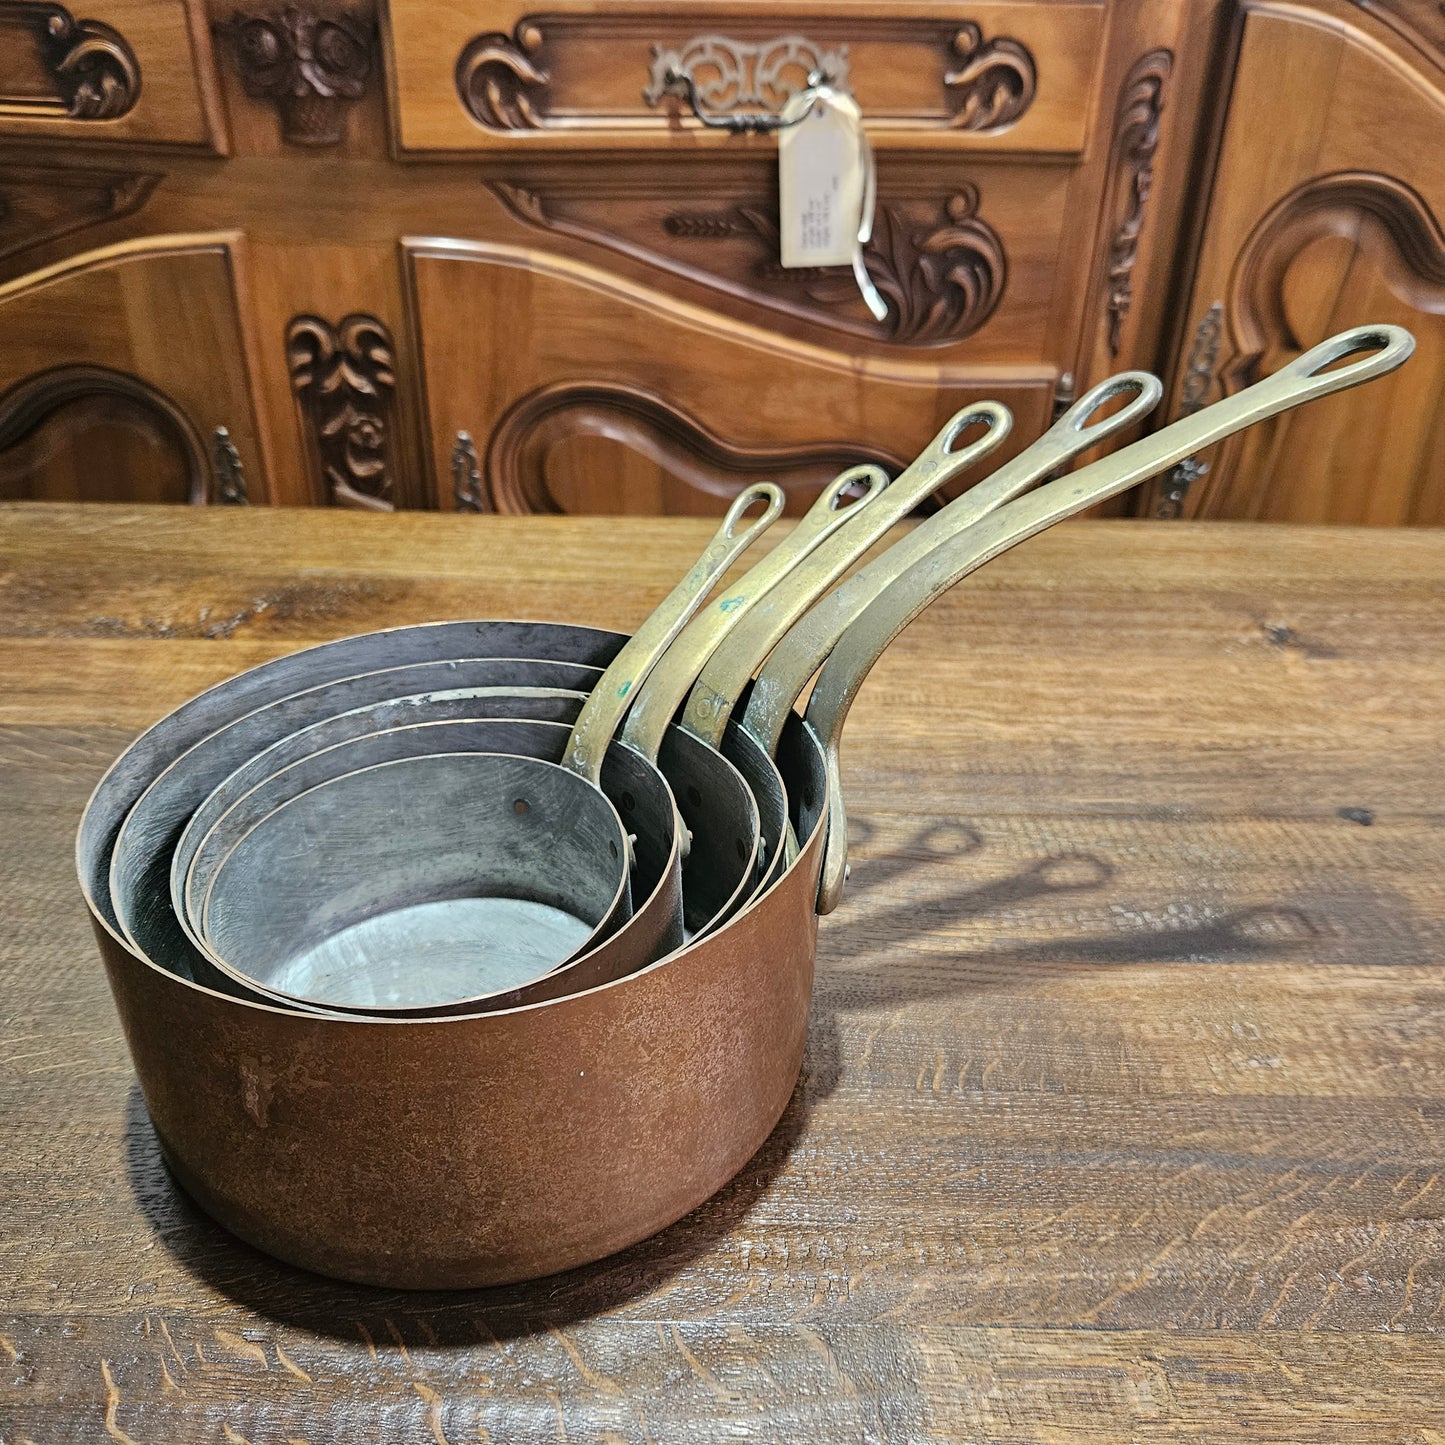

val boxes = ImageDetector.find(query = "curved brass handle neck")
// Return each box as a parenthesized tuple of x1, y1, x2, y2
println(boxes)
(620, 464, 889, 762)
(680, 401, 1015, 749)
(742, 370, 1164, 756)
(561, 482, 784, 784)
(808, 324, 1415, 913)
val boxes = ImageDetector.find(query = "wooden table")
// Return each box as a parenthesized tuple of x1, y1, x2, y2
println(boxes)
(4, 504, 1444, 1442)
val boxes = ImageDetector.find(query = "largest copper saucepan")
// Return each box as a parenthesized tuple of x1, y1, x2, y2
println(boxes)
(77, 326, 1412, 1288)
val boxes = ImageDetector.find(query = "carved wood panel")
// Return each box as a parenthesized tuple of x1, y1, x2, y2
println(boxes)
(1159, 3, 1445, 524)
(286, 312, 397, 509)
(218, 2, 376, 147)
(0, 164, 158, 269)
(0, 1, 140, 120)
(0, 364, 209, 502)
(491, 175, 1006, 348)
(0, 237, 268, 502)
(405, 238, 1056, 515)
(391, 1, 1104, 154)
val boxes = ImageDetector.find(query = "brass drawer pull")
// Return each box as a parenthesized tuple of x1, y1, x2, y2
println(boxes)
(642, 34, 847, 134)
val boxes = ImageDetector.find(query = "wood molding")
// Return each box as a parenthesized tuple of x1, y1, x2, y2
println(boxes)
(490, 178, 1006, 347)
(0, 165, 159, 267)
(220, 2, 376, 146)
(1227, 171, 1445, 380)
(286, 312, 397, 509)
(1346, 0, 1445, 66)
(0, 363, 209, 502)
(0, 1, 141, 120)
(1103, 49, 1173, 358)
(484, 379, 907, 513)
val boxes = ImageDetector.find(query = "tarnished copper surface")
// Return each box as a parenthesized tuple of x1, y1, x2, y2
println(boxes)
(90, 725, 823, 1289)
(81, 608, 828, 1287)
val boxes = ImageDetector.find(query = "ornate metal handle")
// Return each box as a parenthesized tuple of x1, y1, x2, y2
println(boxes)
(452, 431, 483, 512)
(211, 427, 248, 505)
(642, 34, 847, 134)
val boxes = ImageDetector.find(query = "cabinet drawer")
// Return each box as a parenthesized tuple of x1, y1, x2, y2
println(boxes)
(0, 0, 219, 148)
(389, 1, 1104, 155)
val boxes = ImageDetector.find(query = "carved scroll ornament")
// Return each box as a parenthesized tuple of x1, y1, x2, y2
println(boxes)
(455, 21, 548, 130)
(1104, 49, 1173, 356)
(492, 179, 1006, 347)
(286, 313, 396, 509)
(484, 380, 905, 514)
(945, 23, 1036, 131)
(0, 2, 140, 120)
(224, 3, 375, 146)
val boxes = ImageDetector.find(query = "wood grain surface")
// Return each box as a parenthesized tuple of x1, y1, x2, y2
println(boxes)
(2, 503, 1444, 1443)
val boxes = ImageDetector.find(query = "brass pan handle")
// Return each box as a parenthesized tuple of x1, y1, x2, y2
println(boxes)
(620, 463, 890, 763)
(742, 370, 1163, 756)
(562, 482, 784, 784)
(807, 323, 1415, 913)
(680, 401, 1015, 749)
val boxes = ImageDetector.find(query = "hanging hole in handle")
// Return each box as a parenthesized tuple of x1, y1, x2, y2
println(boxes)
(1067, 371, 1164, 437)
(827, 464, 888, 512)
(722, 483, 784, 537)
(938, 401, 1010, 457)
(1284, 324, 1415, 381)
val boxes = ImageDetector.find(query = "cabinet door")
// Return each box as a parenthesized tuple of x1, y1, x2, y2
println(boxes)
(0, 236, 267, 503)
(405, 239, 1056, 515)
(1155, 0, 1444, 523)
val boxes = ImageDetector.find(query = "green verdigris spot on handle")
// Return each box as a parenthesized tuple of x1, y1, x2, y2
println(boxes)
(617, 680, 632, 698)
(719, 596, 744, 613)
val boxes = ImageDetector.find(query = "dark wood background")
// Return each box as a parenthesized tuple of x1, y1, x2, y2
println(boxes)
(3, 504, 1444, 1442)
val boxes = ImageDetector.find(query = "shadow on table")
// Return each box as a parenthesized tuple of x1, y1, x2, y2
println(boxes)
(122, 818, 1320, 1342)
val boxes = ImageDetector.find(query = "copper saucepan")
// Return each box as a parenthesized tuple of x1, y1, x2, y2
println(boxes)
(76, 325, 1412, 1287)
(177, 411, 1014, 1014)
(112, 488, 787, 1011)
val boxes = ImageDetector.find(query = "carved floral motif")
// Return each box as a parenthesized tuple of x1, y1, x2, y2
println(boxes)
(286, 313, 396, 509)
(224, 3, 375, 146)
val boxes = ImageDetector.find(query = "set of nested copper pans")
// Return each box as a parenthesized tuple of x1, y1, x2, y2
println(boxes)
(77, 327, 1411, 1288)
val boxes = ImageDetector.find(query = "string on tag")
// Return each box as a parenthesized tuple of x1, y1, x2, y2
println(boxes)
(776, 80, 887, 324)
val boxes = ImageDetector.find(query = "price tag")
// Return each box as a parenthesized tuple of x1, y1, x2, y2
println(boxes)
(777, 91, 866, 269)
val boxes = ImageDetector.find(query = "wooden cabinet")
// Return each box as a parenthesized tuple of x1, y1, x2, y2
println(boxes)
(0, 0, 1438, 519)
(1151, 0, 1445, 523)
(407, 237, 1054, 513)
(0, 235, 266, 502)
